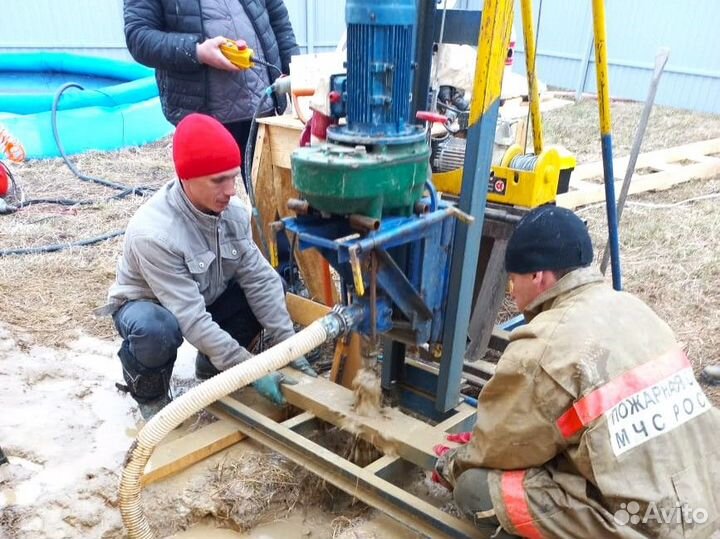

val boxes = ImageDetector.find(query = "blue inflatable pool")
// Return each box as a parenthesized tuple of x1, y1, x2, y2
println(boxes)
(0, 52, 173, 160)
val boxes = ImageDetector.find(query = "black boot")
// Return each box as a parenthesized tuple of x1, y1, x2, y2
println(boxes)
(701, 365, 720, 386)
(195, 352, 221, 380)
(117, 343, 174, 420)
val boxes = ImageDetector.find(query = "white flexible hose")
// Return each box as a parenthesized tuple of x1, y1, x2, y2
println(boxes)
(119, 319, 331, 539)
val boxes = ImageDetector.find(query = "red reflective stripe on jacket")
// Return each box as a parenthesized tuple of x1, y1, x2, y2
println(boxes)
(501, 470, 544, 539)
(556, 348, 690, 438)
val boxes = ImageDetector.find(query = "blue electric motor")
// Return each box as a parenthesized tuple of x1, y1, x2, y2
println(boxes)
(328, 0, 425, 145)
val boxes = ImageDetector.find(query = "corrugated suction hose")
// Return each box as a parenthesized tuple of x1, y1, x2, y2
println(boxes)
(120, 307, 358, 538)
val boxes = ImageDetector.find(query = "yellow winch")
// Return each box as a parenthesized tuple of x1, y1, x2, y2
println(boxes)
(488, 144, 576, 207)
(431, 142, 576, 208)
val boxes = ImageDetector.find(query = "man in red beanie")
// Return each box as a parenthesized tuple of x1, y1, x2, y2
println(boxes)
(103, 113, 315, 419)
(433, 206, 720, 538)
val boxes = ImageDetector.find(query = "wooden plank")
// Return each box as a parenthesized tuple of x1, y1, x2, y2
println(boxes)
(256, 115, 305, 130)
(363, 454, 415, 482)
(141, 419, 243, 486)
(276, 367, 467, 470)
(466, 237, 508, 361)
(559, 158, 720, 209)
(251, 116, 334, 302)
(435, 402, 477, 434)
(141, 390, 285, 485)
(251, 123, 275, 257)
(266, 123, 302, 170)
(329, 333, 363, 389)
(286, 292, 330, 326)
(570, 138, 720, 182)
(281, 411, 317, 430)
(284, 293, 363, 390)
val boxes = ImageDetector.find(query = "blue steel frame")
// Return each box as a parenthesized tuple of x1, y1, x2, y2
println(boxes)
(436, 0, 514, 412)
(283, 201, 456, 345)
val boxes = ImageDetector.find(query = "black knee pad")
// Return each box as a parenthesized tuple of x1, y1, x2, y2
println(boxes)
(118, 342, 173, 403)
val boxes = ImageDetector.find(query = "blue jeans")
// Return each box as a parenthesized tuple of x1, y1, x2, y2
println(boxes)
(113, 281, 261, 401)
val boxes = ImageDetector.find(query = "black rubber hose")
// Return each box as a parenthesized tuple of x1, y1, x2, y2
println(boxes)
(0, 230, 124, 257)
(242, 88, 274, 207)
(51, 83, 156, 197)
(252, 57, 282, 78)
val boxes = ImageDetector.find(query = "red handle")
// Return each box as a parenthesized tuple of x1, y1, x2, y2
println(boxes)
(416, 111, 448, 124)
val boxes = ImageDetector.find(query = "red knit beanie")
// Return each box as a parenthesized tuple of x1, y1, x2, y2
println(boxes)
(173, 113, 242, 180)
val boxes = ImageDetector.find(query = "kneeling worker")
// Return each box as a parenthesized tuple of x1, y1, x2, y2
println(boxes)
(103, 113, 315, 418)
(434, 206, 720, 538)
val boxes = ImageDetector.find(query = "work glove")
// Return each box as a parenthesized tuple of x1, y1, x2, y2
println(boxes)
(431, 443, 455, 490)
(446, 431, 473, 444)
(252, 371, 298, 406)
(430, 432, 472, 488)
(290, 355, 318, 377)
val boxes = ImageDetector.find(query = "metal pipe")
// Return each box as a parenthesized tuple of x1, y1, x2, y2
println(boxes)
(287, 198, 310, 215)
(414, 201, 430, 214)
(600, 48, 669, 275)
(520, 0, 544, 154)
(349, 214, 381, 232)
(575, 31, 595, 102)
(425, 178, 439, 212)
(483, 207, 522, 224)
(354, 206, 456, 254)
(591, 0, 622, 291)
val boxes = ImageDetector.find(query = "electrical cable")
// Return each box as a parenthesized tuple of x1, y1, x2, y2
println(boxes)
(242, 87, 274, 207)
(52, 83, 156, 197)
(0, 230, 124, 257)
(240, 87, 275, 256)
(252, 57, 282, 78)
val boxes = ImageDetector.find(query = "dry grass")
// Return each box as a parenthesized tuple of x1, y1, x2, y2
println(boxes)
(0, 141, 174, 346)
(542, 98, 720, 164)
(209, 451, 308, 530)
(579, 176, 720, 405)
(206, 446, 368, 532)
(0, 506, 22, 537)
(542, 98, 720, 404)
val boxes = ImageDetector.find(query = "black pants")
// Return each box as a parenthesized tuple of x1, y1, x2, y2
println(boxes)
(113, 282, 261, 401)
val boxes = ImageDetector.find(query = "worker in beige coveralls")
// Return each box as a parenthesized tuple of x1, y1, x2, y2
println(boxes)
(433, 206, 720, 539)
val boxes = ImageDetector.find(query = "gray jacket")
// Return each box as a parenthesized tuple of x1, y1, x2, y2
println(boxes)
(107, 180, 295, 370)
(124, 0, 299, 124)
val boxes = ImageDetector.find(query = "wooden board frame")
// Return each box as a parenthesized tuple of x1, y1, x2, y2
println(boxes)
(558, 138, 720, 209)
(209, 396, 489, 539)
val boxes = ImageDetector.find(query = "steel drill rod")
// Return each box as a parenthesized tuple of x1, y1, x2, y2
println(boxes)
(600, 48, 670, 275)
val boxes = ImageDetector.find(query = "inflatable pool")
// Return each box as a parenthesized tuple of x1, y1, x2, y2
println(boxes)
(0, 52, 173, 160)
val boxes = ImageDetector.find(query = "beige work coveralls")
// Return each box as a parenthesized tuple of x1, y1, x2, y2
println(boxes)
(448, 267, 720, 538)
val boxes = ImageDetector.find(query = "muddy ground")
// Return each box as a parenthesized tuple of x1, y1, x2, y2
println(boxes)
(1, 98, 719, 538)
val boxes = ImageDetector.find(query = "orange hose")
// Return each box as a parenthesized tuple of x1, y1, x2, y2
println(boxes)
(291, 88, 316, 125)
